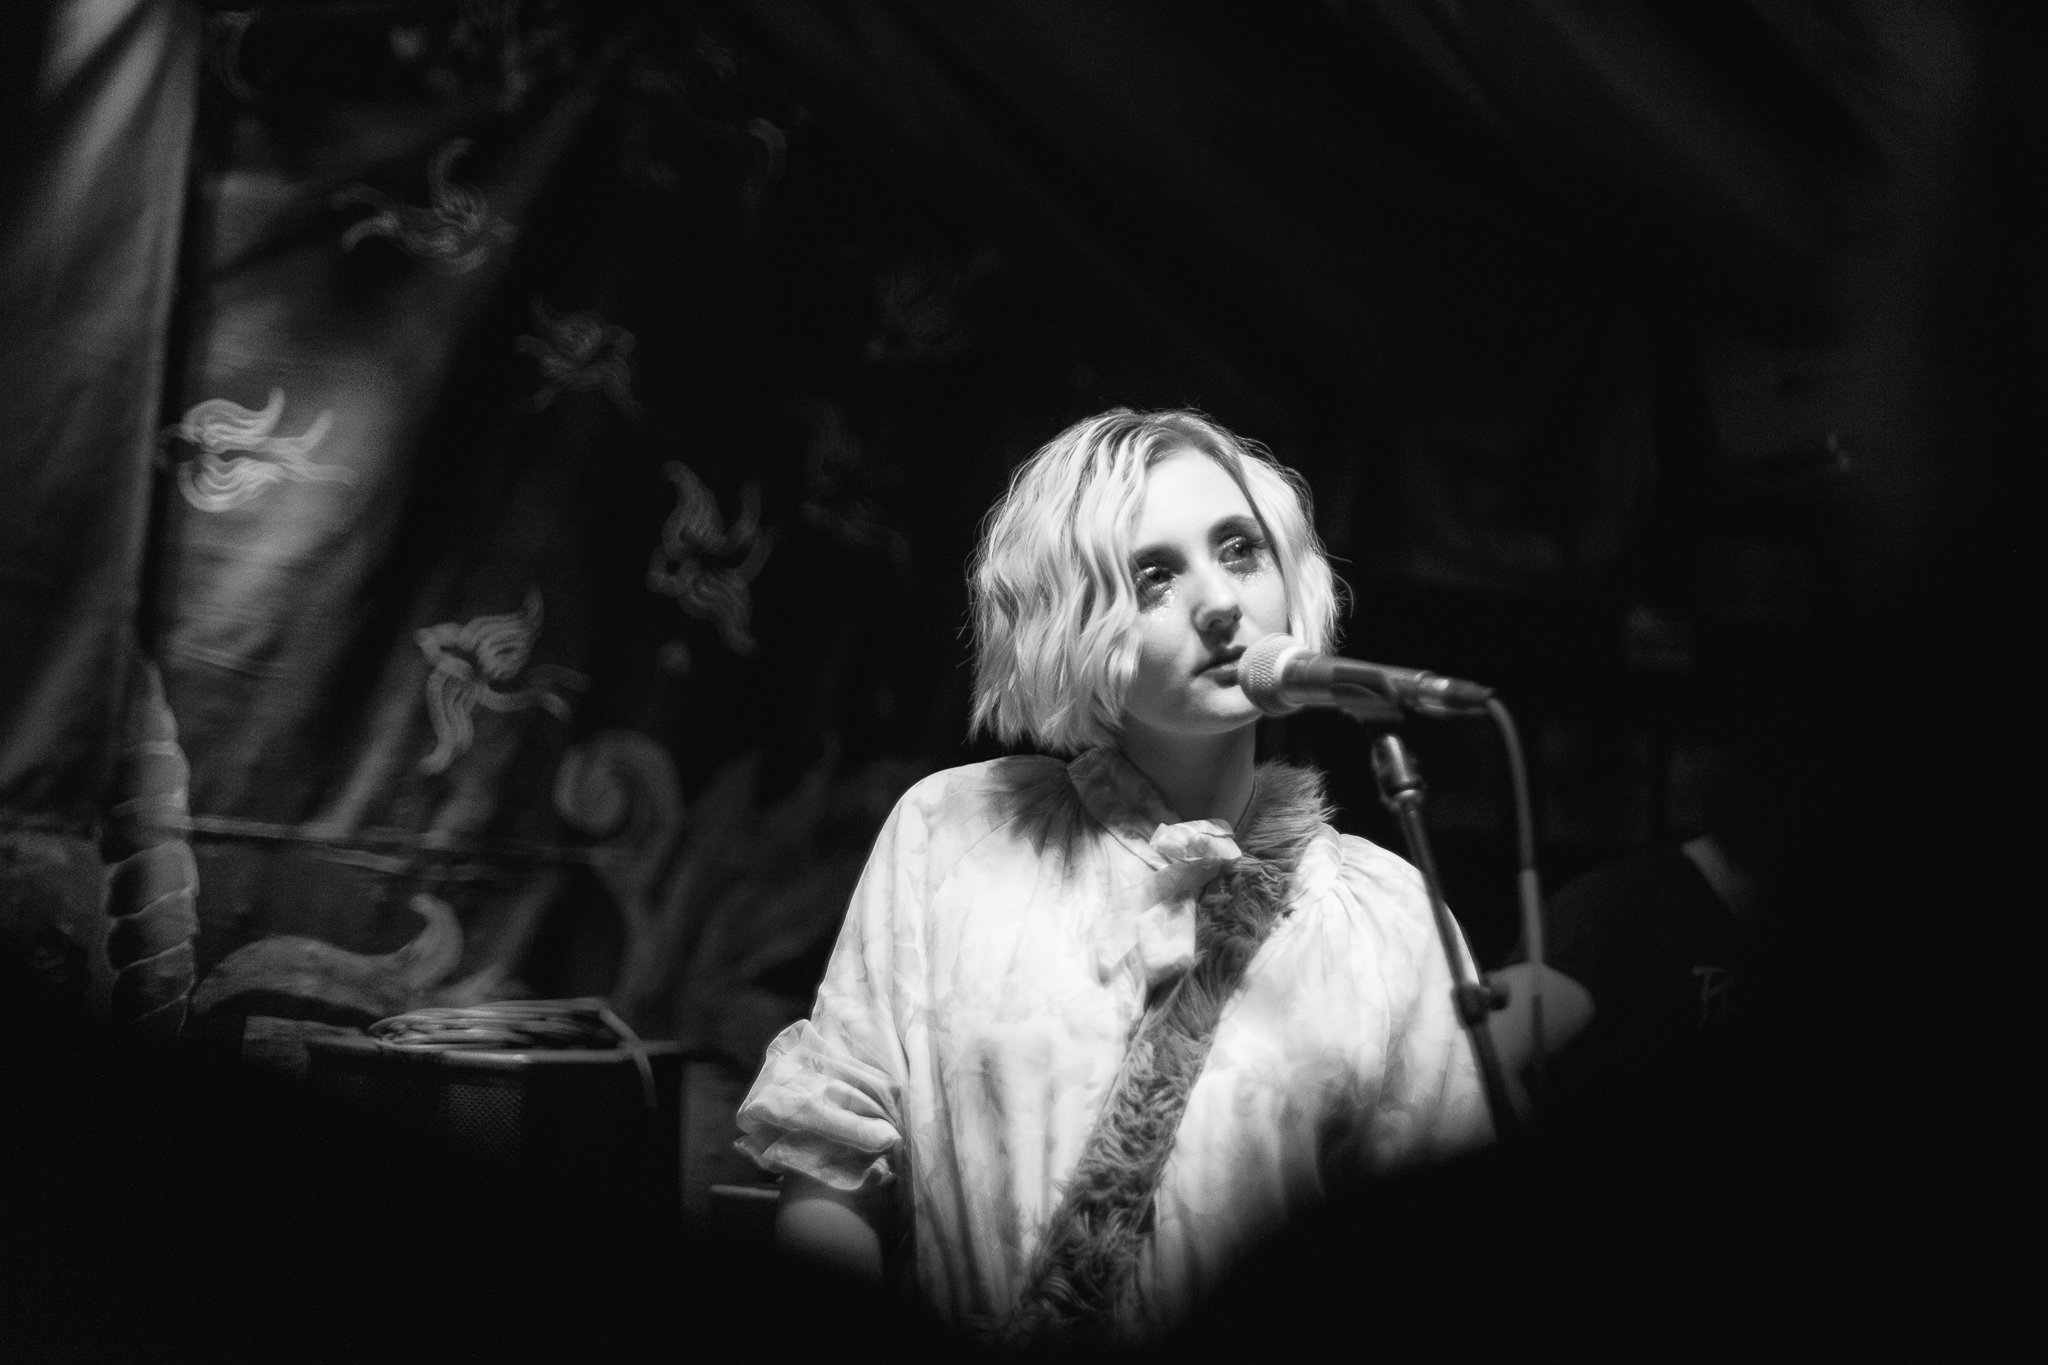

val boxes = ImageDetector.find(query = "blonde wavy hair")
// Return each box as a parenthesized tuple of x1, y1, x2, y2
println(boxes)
(969, 408, 1342, 756)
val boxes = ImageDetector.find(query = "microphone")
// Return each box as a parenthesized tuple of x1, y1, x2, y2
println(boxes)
(1238, 634, 1495, 719)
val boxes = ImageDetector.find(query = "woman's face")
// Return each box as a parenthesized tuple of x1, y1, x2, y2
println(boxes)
(1118, 448, 1290, 744)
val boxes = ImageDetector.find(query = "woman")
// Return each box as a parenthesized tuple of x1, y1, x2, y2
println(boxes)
(736, 409, 1490, 1346)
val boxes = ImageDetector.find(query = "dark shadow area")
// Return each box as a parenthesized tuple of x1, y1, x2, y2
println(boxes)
(0, 1038, 975, 1362)
(1, 1046, 2015, 1362)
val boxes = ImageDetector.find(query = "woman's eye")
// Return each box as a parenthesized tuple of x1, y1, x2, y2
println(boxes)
(1220, 536, 1266, 569)
(1134, 564, 1174, 603)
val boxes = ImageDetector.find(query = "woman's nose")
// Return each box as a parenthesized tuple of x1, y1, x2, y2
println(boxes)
(1191, 564, 1242, 633)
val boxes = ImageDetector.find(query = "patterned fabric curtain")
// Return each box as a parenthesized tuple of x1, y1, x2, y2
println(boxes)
(1, 0, 201, 1045)
(142, 2, 951, 1072)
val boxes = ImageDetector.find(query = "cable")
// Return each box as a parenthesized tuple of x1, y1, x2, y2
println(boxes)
(370, 997, 659, 1110)
(1486, 696, 1547, 1113)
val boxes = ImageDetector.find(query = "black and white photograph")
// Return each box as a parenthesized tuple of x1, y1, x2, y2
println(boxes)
(1, 2, 2034, 1359)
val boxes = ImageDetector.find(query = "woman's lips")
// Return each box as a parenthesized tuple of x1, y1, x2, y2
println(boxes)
(1200, 658, 1241, 684)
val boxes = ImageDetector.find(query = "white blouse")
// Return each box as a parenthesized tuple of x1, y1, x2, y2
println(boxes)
(735, 747, 1491, 1338)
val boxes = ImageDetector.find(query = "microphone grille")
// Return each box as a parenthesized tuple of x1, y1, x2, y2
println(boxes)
(1238, 634, 1301, 716)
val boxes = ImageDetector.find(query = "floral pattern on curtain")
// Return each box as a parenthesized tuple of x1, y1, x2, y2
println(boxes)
(149, 3, 965, 1087)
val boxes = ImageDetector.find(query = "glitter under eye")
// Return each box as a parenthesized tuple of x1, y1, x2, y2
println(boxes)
(1133, 560, 1175, 607)
(1220, 535, 1268, 574)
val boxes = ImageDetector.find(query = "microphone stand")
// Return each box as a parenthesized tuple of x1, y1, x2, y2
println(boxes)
(1367, 728, 1522, 1146)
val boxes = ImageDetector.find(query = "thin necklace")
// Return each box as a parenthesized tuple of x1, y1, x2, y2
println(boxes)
(1233, 778, 1258, 830)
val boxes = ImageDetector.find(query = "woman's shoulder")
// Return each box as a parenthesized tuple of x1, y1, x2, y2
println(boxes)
(1293, 828, 1433, 933)
(898, 753, 1069, 808)
(1327, 829, 1429, 900)
(872, 755, 1091, 893)
(1280, 831, 1444, 990)
(891, 754, 1077, 842)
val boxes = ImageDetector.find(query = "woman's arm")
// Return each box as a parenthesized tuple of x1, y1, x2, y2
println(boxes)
(742, 789, 929, 1283)
(774, 1172, 892, 1282)
(1486, 962, 1596, 1122)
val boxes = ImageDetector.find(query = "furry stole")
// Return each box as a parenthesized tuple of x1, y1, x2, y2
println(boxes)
(1003, 760, 1330, 1350)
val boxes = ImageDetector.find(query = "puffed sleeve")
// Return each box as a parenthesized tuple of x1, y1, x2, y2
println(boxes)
(733, 785, 929, 1192)
(1335, 839, 1495, 1171)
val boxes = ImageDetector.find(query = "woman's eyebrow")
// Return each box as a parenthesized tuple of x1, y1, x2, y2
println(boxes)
(1211, 513, 1263, 539)
(1130, 540, 1184, 565)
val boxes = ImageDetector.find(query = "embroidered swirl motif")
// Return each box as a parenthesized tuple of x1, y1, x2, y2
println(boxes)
(414, 589, 587, 774)
(796, 397, 912, 573)
(385, 0, 552, 113)
(334, 137, 516, 274)
(191, 893, 464, 1024)
(161, 389, 351, 512)
(647, 461, 774, 670)
(513, 298, 639, 413)
(734, 116, 787, 243)
(861, 245, 1002, 368)
(205, 10, 260, 102)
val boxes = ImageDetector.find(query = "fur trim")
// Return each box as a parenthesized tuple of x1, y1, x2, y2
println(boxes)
(1003, 760, 1330, 1349)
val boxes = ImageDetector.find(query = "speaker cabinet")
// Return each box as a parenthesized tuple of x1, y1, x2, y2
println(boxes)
(303, 1033, 683, 1218)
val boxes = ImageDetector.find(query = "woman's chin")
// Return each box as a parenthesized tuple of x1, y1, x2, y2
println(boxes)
(1118, 709, 1255, 754)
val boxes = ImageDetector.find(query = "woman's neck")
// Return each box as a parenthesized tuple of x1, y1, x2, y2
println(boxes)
(1115, 723, 1259, 827)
